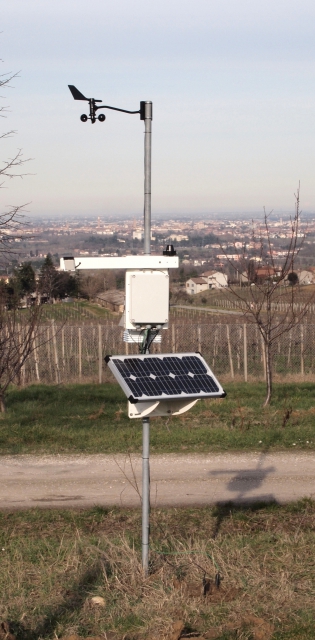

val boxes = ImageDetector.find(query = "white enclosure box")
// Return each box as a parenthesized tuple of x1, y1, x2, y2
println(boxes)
(125, 269, 169, 329)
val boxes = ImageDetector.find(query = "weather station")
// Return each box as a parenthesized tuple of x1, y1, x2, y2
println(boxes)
(61, 85, 226, 574)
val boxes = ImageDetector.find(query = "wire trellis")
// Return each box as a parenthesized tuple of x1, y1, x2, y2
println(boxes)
(21, 321, 315, 385)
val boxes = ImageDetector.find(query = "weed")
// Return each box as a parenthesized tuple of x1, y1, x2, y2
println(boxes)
(282, 406, 293, 428)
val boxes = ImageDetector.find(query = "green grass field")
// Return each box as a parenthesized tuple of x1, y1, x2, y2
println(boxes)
(39, 301, 115, 323)
(1, 381, 315, 455)
(1, 500, 315, 639)
(188, 283, 315, 308)
(16, 301, 117, 325)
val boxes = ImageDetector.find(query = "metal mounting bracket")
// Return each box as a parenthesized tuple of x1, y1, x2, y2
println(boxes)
(128, 398, 199, 419)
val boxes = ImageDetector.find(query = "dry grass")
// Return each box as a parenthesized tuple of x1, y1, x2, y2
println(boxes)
(1, 501, 315, 639)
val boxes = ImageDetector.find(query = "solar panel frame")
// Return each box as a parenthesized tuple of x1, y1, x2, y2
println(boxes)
(105, 353, 226, 403)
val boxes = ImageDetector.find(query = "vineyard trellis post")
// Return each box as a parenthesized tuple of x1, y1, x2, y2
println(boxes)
(9, 319, 315, 385)
(78, 327, 82, 380)
(226, 325, 234, 379)
(51, 320, 60, 384)
(243, 324, 248, 382)
(98, 324, 102, 383)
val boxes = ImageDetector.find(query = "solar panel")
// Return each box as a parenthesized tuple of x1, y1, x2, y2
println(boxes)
(105, 353, 226, 403)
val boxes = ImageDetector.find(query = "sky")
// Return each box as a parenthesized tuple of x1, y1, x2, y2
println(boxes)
(2, 0, 315, 219)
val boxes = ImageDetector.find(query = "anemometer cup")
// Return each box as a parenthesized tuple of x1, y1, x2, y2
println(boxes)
(98, 114, 106, 122)
(80, 114, 88, 122)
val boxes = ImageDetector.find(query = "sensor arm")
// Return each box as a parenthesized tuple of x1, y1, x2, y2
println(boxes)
(89, 100, 141, 123)
(95, 105, 141, 115)
(60, 255, 179, 272)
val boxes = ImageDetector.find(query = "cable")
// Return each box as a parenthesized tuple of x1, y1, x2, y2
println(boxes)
(139, 328, 149, 354)
(147, 328, 160, 351)
(138, 327, 160, 354)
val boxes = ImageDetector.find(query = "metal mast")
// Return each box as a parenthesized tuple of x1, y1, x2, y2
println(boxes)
(143, 101, 152, 255)
(142, 101, 153, 575)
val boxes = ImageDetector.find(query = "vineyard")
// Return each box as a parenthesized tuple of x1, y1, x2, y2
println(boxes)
(19, 318, 315, 385)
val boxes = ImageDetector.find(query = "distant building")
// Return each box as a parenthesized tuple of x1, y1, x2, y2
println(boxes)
(200, 270, 228, 288)
(215, 254, 239, 260)
(132, 230, 155, 241)
(255, 266, 281, 282)
(186, 271, 228, 295)
(95, 289, 125, 313)
(193, 259, 208, 266)
(132, 230, 143, 240)
(186, 278, 209, 295)
(297, 270, 315, 285)
(166, 234, 188, 242)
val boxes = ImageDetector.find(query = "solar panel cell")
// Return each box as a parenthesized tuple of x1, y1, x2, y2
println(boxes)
(163, 356, 189, 375)
(115, 361, 131, 378)
(126, 378, 143, 398)
(183, 355, 208, 373)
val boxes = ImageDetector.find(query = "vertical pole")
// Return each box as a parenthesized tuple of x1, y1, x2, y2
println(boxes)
(33, 335, 40, 382)
(98, 324, 102, 384)
(172, 324, 176, 352)
(243, 324, 248, 382)
(47, 326, 53, 382)
(51, 320, 60, 384)
(301, 324, 304, 377)
(226, 325, 234, 379)
(142, 416, 150, 575)
(78, 327, 82, 380)
(143, 101, 152, 255)
(142, 101, 152, 574)
(62, 327, 65, 375)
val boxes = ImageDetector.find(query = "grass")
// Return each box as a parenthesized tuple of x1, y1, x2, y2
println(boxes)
(1, 500, 315, 639)
(1, 381, 315, 454)
(17, 301, 117, 324)
(39, 301, 116, 323)
(188, 284, 315, 308)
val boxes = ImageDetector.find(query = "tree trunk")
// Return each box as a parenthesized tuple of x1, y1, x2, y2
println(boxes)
(0, 394, 6, 413)
(263, 341, 272, 406)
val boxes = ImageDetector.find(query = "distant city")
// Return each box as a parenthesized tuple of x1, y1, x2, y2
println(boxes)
(2, 211, 315, 274)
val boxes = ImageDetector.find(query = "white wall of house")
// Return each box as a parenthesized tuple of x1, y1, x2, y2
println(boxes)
(298, 270, 315, 285)
(186, 278, 209, 295)
(201, 271, 228, 288)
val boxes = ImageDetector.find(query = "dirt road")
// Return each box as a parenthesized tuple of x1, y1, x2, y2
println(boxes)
(1, 451, 315, 509)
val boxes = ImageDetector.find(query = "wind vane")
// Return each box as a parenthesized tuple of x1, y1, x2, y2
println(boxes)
(68, 85, 145, 124)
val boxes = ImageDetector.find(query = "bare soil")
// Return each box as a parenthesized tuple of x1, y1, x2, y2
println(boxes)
(1, 451, 315, 509)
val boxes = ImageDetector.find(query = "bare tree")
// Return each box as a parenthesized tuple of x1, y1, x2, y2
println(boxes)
(78, 272, 107, 301)
(0, 294, 44, 411)
(1, 68, 31, 265)
(0, 64, 43, 411)
(222, 186, 315, 406)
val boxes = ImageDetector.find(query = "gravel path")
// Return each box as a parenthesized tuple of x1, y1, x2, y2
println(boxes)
(1, 452, 315, 509)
